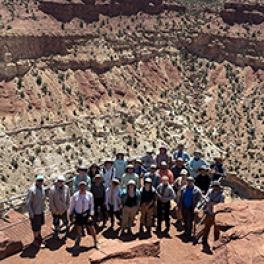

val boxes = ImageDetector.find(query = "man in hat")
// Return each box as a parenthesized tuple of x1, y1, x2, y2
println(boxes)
(134, 159, 147, 178)
(120, 180, 141, 235)
(210, 156, 226, 182)
(140, 178, 156, 235)
(72, 165, 91, 194)
(156, 161, 174, 185)
(105, 178, 122, 227)
(121, 164, 140, 190)
(49, 175, 70, 239)
(26, 175, 46, 247)
(144, 164, 160, 189)
(156, 176, 175, 234)
(171, 157, 187, 180)
(156, 145, 171, 169)
(187, 150, 208, 178)
(141, 149, 155, 171)
(91, 174, 107, 226)
(69, 181, 98, 249)
(114, 152, 127, 180)
(100, 158, 116, 189)
(179, 176, 202, 241)
(195, 165, 211, 194)
(173, 143, 190, 162)
(194, 181, 225, 245)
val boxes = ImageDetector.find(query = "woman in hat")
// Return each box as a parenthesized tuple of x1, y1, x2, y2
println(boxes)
(120, 164, 140, 190)
(100, 158, 116, 189)
(120, 180, 141, 235)
(155, 145, 171, 169)
(113, 152, 127, 180)
(105, 178, 122, 228)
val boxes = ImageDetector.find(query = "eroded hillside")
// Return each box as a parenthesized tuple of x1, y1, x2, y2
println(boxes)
(0, 0, 263, 198)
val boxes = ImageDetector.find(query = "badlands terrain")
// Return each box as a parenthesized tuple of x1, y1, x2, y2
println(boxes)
(0, 0, 263, 200)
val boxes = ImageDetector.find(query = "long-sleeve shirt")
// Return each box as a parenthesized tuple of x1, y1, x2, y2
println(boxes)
(156, 183, 175, 203)
(140, 154, 155, 170)
(114, 159, 127, 180)
(144, 172, 160, 189)
(120, 173, 140, 189)
(204, 188, 225, 215)
(69, 191, 94, 216)
(72, 174, 91, 194)
(100, 167, 116, 189)
(187, 158, 208, 178)
(179, 185, 202, 210)
(156, 154, 171, 168)
(195, 174, 211, 194)
(172, 150, 190, 162)
(91, 182, 105, 199)
(26, 184, 45, 218)
(49, 185, 70, 215)
(105, 186, 121, 212)
(156, 169, 174, 184)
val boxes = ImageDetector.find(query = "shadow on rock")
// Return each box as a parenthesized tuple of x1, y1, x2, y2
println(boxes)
(44, 237, 66, 251)
(102, 227, 120, 239)
(66, 245, 94, 257)
(20, 244, 40, 258)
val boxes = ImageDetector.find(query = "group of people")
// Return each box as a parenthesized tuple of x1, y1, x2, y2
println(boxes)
(26, 144, 226, 251)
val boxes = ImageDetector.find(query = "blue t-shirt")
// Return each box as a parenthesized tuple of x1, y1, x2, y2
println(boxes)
(183, 187, 193, 208)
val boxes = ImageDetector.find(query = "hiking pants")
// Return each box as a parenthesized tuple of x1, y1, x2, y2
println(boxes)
(157, 201, 170, 230)
(140, 204, 154, 228)
(182, 206, 194, 237)
(122, 206, 138, 229)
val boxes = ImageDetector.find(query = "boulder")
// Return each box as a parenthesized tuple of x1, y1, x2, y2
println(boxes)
(211, 200, 264, 264)
(0, 231, 23, 260)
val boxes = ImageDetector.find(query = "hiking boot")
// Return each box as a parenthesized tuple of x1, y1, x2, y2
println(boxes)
(139, 224, 144, 233)
(146, 227, 151, 235)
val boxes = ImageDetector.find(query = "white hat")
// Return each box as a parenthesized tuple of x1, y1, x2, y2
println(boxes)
(57, 175, 66, 182)
(180, 169, 188, 175)
(161, 161, 167, 166)
(127, 180, 136, 186)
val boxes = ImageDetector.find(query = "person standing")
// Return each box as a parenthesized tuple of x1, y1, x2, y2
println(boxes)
(140, 149, 155, 171)
(49, 175, 70, 239)
(72, 165, 91, 193)
(134, 159, 147, 178)
(156, 161, 174, 185)
(172, 143, 190, 162)
(156, 176, 175, 234)
(120, 164, 140, 190)
(26, 175, 46, 248)
(194, 181, 225, 245)
(195, 165, 211, 195)
(69, 181, 98, 249)
(187, 150, 207, 178)
(156, 145, 171, 168)
(105, 178, 122, 228)
(100, 158, 116, 189)
(171, 157, 186, 180)
(179, 177, 202, 241)
(144, 164, 160, 189)
(91, 174, 107, 226)
(140, 178, 156, 235)
(88, 163, 100, 183)
(113, 152, 127, 180)
(120, 180, 141, 235)
(210, 156, 226, 181)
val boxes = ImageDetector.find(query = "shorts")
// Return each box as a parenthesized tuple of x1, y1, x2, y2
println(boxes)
(75, 211, 94, 227)
(30, 214, 45, 232)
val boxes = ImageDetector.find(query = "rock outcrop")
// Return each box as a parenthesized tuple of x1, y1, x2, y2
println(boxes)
(212, 200, 264, 264)
(0, 231, 23, 260)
